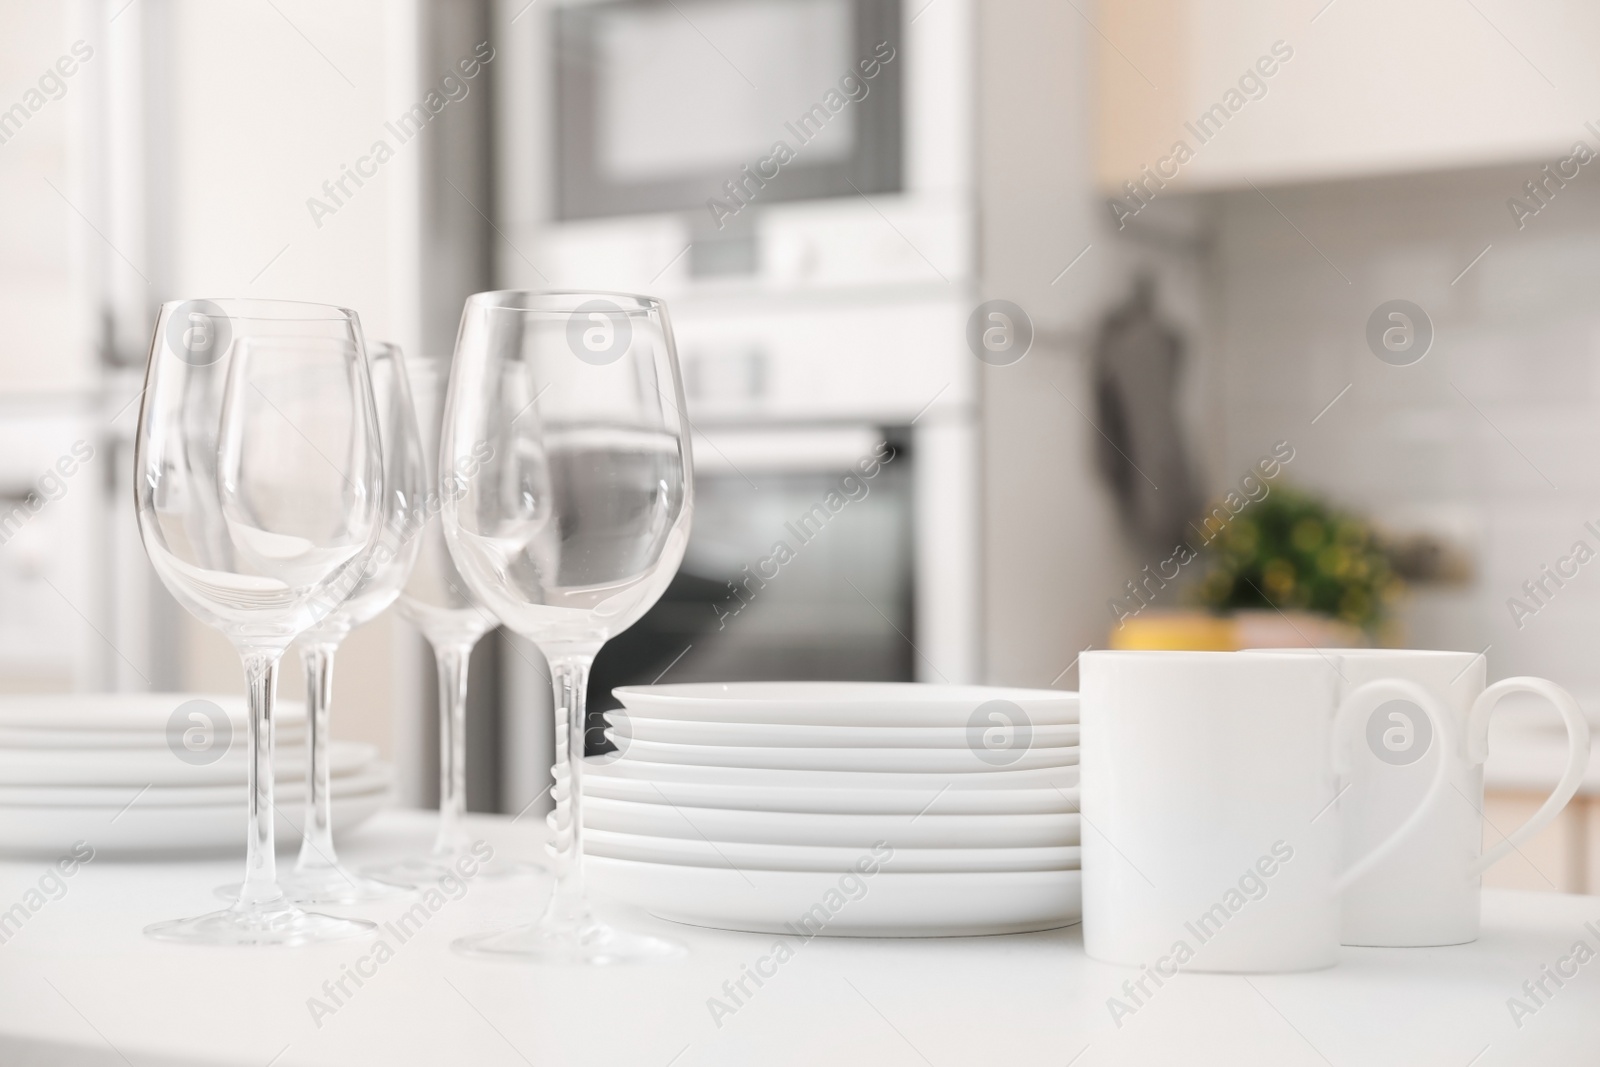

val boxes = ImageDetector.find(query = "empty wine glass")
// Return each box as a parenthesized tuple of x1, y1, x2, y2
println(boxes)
(441, 290, 692, 963)
(135, 298, 384, 945)
(218, 343, 426, 905)
(363, 354, 503, 887)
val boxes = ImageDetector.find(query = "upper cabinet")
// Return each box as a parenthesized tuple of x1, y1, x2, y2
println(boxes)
(1095, 0, 1600, 195)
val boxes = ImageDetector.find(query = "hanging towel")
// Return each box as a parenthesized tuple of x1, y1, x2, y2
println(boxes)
(1090, 275, 1201, 555)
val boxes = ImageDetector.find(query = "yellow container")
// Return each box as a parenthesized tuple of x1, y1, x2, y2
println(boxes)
(1109, 612, 1236, 651)
(1108, 610, 1371, 651)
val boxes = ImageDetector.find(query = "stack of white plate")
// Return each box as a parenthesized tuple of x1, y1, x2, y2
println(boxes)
(583, 683, 1080, 937)
(0, 694, 392, 858)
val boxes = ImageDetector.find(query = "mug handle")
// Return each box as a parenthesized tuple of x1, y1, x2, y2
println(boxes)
(1466, 677, 1590, 876)
(1329, 679, 1456, 895)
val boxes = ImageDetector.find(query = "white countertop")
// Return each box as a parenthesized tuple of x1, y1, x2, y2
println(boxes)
(1, 811, 1598, 1066)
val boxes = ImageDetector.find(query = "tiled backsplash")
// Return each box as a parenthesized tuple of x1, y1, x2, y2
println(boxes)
(1198, 162, 1600, 699)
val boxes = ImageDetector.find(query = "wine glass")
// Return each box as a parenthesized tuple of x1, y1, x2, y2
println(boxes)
(363, 354, 503, 887)
(218, 343, 426, 904)
(134, 298, 384, 945)
(440, 290, 692, 963)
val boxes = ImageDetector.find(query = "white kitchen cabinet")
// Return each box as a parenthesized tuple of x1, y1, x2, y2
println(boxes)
(1483, 791, 1600, 894)
(1095, 0, 1600, 195)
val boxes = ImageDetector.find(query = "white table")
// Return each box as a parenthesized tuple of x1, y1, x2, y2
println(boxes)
(1, 811, 1597, 1066)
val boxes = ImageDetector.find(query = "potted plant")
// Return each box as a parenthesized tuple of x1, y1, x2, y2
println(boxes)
(1107, 485, 1405, 650)
(1193, 485, 1403, 648)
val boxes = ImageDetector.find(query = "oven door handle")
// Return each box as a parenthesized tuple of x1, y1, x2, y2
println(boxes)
(690, 426, 890, 474)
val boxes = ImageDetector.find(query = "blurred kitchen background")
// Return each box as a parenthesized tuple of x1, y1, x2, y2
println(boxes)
(6, 0, 1600, 886)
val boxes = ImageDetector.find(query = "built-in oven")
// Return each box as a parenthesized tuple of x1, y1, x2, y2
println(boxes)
(589, 424, 915, 724)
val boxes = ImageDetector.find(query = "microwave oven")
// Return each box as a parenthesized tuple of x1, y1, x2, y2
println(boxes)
(499, 0, 973, 293)
(552, 0, 904, 230)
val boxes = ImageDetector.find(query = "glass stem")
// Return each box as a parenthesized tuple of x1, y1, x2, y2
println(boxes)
(543, 654, 596, 927)
(431, 640, 474, 857)
(295, 639, 342, 873)
(239, 650, 283, 907)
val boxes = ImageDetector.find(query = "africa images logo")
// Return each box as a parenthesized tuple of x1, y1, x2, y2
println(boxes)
(966, 700, 1033, 767)
(566, 299, 633, 366)
(165, 300, 231, 366)
(1365, 699, 1432, 766)
(966, 300, 1033, 367)
(1365, 299, 1432, 367)
(166, 699, 232, 766)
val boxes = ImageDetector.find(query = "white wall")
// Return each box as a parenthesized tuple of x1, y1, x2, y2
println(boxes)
(1203, 162, 1600, 698)
(978, 0, 1213, 688)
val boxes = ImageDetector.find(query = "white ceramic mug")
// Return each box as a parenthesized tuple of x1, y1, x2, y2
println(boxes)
(1080, 650, 1453, 973)
(1248, 648, 1590, 947)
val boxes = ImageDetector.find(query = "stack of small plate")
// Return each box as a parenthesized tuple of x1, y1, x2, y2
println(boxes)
(0, 693, 392, 858)
(583, 682, 1080, 936)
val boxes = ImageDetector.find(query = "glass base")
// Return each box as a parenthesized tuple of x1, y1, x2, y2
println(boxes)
(360, 857, 458, 889)
(480, 859, 548, 881)
(214, 865, 410, 905)
(453, 916, 684, 965)
(144, 897, 376, 946)
(362, 855, 545, 889)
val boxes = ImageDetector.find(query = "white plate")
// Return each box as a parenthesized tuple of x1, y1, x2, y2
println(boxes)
(0, 693, 303, 733)
(589, 856, 1081, 936)
(612, 737, 1077, 773)
(607, 715, 1080, 749)
(583, 774, 1079, 815)
(0, 763, 393, 808)
(0, 785, 390, 858)
(612, 683, 1078, 727)
(583, 795, 1079, 848)
(0, 740, 378, 787)
(0, 719, 306, 749)
(583, 757, 1079, 792)
(585, 828, 1079, 872)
